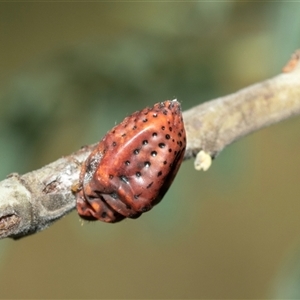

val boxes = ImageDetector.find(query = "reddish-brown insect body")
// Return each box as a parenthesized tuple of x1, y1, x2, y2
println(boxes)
(76, 100, 186, 223)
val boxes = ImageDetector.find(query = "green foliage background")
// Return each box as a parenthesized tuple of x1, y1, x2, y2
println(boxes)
(1, 2, 300, 298)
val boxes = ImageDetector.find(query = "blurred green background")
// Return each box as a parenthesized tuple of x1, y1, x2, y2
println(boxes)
(1, 2, 300, 299)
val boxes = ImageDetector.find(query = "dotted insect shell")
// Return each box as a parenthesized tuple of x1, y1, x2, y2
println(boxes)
(76, 99, 186, 223)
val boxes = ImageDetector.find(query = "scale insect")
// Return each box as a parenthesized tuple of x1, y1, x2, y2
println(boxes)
(76, 100, 186, 223)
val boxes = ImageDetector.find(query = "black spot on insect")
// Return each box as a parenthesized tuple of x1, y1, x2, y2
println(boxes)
(144, 161, 151, 167)
(169, 127, 172, 131)
(142, 140, 148, 145)
(159, 143, 165, 148)
(161, 126, 165, 130)
(132, 125, 137, 130)
(134, 193, 142, 199)
(163, 160, 167, 165)
(136, 172, 141, 177)
(125, 160, 130, 166)
(133, 149, 139, 155)
(109, 174, 113, 179)
(157, 171, 162, 177)
(112, 141, 117, 147)
(165, 134, 170, 139)
(152, 132, 157, 137)
(121, 133, 126, 137)
(120, 175, 129, 184)
(151, 151, 157, 157)
(112, 130, 115, 134)
(178, 132, 182, 137)
(153, 113, 157, 117)
(111, 192, 118, 199)
(143, 118, 148, 122)
(163, 109, 168, 115)
(147, 182, 153, 189)
(169, 149, 172, 153)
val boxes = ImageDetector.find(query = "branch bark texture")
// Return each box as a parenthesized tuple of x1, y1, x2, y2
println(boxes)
(1, 51, 300, 240)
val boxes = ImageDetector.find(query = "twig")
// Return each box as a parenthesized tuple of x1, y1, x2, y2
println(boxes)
(184, 50, 300, 169)
(1, 50, 300, 240)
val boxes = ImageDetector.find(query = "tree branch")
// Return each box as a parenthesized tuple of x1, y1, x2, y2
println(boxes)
(184, 50, 300, 168)
(1, 50, 300, 240)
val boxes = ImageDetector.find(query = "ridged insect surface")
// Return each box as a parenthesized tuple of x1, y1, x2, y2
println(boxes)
(76, 100, 186, 223)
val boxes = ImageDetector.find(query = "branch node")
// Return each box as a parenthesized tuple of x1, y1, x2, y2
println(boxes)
(282, 49, 300, 73)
